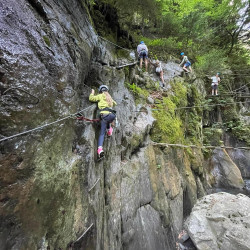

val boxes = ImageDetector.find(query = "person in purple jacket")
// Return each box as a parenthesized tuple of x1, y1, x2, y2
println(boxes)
(137, 41, 148, 71)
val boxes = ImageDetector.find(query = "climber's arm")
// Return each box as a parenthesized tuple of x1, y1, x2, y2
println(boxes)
(89, 89, 101, 102)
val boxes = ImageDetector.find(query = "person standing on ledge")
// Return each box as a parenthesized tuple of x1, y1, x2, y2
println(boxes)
(179, 52, 192, 73)
(89, 85, 117, 159)
(150, 59, 165, 88)
(137, 41, 148, 71)
(211, 73, 221, 96)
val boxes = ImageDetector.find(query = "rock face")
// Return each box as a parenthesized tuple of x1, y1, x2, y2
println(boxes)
(0, 0, 248, 250)
(185, 192, 250, 250)
(0, 0, 98, 248)
(210, 148, 244, 189)
(0, 1, 205, 249)
(227, 149, 250, 178)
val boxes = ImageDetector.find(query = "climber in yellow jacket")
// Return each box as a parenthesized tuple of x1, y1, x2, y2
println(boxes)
(89, 85, 117, 159)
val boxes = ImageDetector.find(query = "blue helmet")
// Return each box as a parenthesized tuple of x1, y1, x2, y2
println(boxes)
(180, 52, 184, 55)
(99, 85, 109, 93)
(140, 41, 144, 44)
(216, 72, 220, 75)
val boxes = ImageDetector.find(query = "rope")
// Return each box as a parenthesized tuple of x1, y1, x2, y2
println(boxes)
(206, 94, 250, 98)
(76, 116, 100, 123)
(98, 35, 132, 52)
(148, 100, 250, 112)
(74, 223, 94, 243)
(152, 142, 250, 150)
(0, 104, 96, 143)
(98, 36, 139, 69)
(2, 87, 40, 104)
(174, 100, 250, 110)
(88, 178, 100, 192)
(116, 61, 137, 69)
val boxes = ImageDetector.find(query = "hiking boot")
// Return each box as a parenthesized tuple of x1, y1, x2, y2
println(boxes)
(97, 147, 104, 158)
(107, 127, 113, 137)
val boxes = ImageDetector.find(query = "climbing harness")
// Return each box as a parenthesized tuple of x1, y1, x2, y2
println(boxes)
(100, 107, 117, 115)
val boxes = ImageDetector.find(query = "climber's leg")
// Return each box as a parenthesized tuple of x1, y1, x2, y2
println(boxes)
(145, 58, 148, 72)
(183, 65, 189, 72)
(140, 58, 143, 68)
(160, 71, 165, 85)
(97, 118, 107, 158)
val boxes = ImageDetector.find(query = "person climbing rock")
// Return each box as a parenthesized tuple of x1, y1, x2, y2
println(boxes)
(179, 52, 192, 73)
(211, 73, 221, 95)
(150, 59, 165, 88)
(89, 85, 117, 159)
(137, 41, 148, 71)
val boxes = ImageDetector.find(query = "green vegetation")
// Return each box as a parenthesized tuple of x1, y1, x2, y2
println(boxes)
(90, 0, 250, 147)
(203, 127, 223, 146)
(125, 82, 149, 104)
(226, 120, 250, 145)
(42, 36, 51, 47)
(151, 96, 184, 143)
(151, 82, 189, 143)
(90, 0, 249, 72)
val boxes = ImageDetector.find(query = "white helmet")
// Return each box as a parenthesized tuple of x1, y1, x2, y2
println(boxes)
(99, 85, 109, 92)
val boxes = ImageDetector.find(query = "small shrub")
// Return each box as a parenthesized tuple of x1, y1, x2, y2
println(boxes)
(126, 82, 149, 98)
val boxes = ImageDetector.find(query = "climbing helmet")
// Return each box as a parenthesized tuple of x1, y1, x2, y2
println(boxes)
(99, 85, 109, 92)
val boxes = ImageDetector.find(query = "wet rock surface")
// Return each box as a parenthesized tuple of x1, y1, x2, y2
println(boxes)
(0, 0, 249, 250)
(185, 192, 250, 250)
(0, 1, 203, 249)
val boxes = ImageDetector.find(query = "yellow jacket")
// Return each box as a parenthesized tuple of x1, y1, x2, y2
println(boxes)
(89, 93, 117, 114)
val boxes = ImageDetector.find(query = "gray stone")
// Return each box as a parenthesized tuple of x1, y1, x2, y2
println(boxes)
(185, 192, 250, 250)
(227, 149, 250, 178)
(179, 232, 190, 243)
(147, 96, 154, 104)
(124, 205, 169, 250)
(192, 78, 207, 98)
(211, 148, 244, 189)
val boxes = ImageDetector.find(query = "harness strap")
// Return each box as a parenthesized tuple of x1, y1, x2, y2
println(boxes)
(100, 107, 117, 114)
